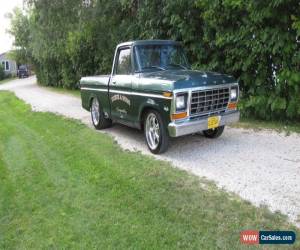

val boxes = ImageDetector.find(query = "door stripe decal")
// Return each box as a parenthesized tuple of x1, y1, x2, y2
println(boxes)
(81, 87, 107, 92)
(81, 87, 172, 100)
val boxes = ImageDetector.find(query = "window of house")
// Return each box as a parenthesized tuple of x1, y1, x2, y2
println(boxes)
(1, 61, 9, 71)
(5, 61, 9, 71)
(115, 48, 131, 75)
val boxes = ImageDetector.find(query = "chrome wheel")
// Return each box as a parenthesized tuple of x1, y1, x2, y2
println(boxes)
(145, 113, 160, 150)
(91, 98, 100, 126)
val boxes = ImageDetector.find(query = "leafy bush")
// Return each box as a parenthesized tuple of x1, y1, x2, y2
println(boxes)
(196, 0, 300, 121)
(9, 0, 300, 120)
(0, 65, 5, 80)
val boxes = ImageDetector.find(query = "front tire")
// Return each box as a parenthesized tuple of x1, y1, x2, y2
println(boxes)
(144, 110, 169, 154)
(90, 98, 111, 130)
(203, 126, 225, 138)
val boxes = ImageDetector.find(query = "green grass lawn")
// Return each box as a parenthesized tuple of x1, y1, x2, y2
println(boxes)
(231, 117, 300, 134)
(0, 92, 299, 249)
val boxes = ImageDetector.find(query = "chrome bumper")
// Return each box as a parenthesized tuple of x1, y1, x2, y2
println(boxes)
(168, 111, 240, 137)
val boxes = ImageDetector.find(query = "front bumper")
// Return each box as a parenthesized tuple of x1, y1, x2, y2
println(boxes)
(168, 111, 240, 137)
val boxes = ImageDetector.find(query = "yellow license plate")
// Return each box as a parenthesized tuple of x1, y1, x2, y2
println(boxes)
(207, 116, 220, 129)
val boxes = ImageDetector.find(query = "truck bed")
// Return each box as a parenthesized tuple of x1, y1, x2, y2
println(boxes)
(80, 75, 110, 88)
(80, 75, 111, 112)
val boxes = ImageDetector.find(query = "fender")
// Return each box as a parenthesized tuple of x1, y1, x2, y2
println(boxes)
(88, 93, 98, 109)
(137, 97, 172, 129)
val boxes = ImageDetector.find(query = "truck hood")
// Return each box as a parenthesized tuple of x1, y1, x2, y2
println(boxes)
(140, 70, 236, 91)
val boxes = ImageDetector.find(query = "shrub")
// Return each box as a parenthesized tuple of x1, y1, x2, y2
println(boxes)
(9, 0, 300, 121)
(0, 65, 5, 80)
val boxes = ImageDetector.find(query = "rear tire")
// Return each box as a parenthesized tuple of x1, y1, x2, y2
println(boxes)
(203, 126, 225, 138)
(144, 110, 169, 154)
(90, 98, 111, 130)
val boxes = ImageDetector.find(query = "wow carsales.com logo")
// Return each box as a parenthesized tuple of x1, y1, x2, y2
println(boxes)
(240, 230, 296, 245)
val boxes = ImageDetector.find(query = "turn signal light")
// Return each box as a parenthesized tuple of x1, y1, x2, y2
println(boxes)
(227, 102, 237, 110)
(163, 92, 173, 97)
(171, 112, 187, 120)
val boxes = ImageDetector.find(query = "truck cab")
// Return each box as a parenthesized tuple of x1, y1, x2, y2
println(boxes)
(80, 40, 240, 154)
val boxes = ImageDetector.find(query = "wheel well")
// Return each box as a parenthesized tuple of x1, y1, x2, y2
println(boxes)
(89, 97, 93, 109)
(140, 107, 159, 130)
(89, 95, 97, 109)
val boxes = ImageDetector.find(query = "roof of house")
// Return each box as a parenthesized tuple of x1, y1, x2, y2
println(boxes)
(0, 51, 10, 57)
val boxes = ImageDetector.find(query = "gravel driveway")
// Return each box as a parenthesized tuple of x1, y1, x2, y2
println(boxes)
(1, 76, 300, 226)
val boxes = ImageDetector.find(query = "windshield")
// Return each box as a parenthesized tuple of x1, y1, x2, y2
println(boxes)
(134, 44, 190, 72)
(19, 65, 27, 70)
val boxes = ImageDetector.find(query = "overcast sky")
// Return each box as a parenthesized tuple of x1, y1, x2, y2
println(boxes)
(0, 0, 24, 54)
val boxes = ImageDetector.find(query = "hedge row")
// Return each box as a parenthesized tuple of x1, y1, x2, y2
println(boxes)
(10, 0, 300, 120)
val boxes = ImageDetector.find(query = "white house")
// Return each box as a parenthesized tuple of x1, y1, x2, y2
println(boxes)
(0, 52, 17, 76)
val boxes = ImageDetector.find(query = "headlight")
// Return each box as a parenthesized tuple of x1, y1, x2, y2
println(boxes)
(175, 93, 187, 111)
(230, 87, 238, 101)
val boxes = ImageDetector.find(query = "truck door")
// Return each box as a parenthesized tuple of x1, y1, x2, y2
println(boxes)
(109, 47, 133, 124)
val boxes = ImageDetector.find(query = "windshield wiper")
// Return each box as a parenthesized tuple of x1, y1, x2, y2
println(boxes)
(166, 63, 187, 70)
(141, 66, 166, 71)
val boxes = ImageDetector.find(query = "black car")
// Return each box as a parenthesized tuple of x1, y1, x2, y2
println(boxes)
(17, 65, 29, 78)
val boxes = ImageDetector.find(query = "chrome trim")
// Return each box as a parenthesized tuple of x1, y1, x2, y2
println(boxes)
(81, 87, 107, 92)
(145, 113, 160, 150)
(168, 111, 240, 137)
(174, 92, 189, 112)
(187, 89, 192, 117)
(170, 83, 238, 121)
(229, 85, 239, 102)
(81, 87, 172, 100)
(190, 87, 230, 117)
(91, 98, 100, 125)
(109, 90, 172, 99)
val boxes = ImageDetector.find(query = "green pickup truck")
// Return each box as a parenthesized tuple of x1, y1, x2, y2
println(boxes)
(80, 40, 239, 154)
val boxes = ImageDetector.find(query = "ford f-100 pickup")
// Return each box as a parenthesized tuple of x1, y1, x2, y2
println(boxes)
(80, 40, 240, 154)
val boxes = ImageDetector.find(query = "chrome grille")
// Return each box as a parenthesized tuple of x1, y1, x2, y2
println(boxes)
(190, 87, 229, 116)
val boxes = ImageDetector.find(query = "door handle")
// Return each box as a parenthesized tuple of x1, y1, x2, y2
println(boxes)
(112, 80, 116, 84)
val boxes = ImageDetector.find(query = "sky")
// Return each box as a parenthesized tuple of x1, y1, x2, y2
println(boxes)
(0, 0, 24, 54)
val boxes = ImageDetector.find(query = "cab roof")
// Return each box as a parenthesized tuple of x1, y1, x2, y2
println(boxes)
(117, 40, 181, 48)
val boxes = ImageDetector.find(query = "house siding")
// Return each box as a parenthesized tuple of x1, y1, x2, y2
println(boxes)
(0, 52, 17, 76)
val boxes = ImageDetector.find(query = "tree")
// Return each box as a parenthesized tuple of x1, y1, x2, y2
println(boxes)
(9, 0, 300, 120)
(8, 8, 31, 65)
(196, 0, 300, 120)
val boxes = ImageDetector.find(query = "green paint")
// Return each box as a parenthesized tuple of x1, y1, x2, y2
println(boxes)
(80, 40, 238, 131)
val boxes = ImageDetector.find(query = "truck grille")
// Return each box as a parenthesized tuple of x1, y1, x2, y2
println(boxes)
(190, 87, 229, 116)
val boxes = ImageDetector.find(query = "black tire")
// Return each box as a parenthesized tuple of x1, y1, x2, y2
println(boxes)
(203, 126, 225, 138)
(90, 97, 112, 130)
(144, 110, 169, 154)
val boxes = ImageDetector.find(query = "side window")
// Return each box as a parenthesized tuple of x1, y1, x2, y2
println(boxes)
(1, 61, 10, 71)
(5, 61, 9, 71)
(116, 48, 131, 75)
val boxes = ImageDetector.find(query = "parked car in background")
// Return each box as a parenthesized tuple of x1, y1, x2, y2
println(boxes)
(17, 65, 29, 78)
(80, 40, 240, 154)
